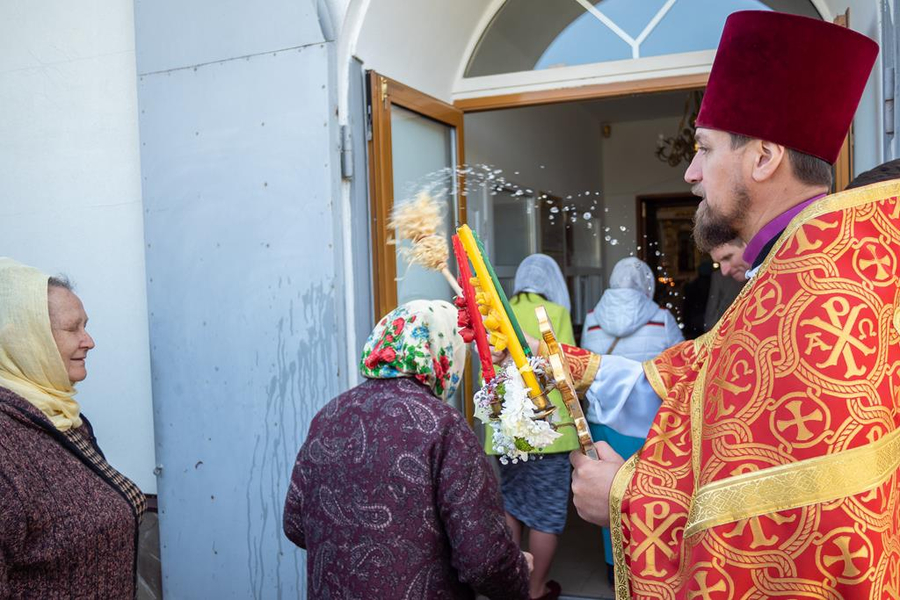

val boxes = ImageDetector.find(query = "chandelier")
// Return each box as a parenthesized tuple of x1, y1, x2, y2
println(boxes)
(656, 91, 704, 167)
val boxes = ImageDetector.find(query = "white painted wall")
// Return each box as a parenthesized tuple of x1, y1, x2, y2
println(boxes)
(600, 116, 692, 275)
(0, 1, 156, 492)
(353, 0, 491, 101)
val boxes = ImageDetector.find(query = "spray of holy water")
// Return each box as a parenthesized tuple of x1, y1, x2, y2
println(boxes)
(392, 163, 686, 328)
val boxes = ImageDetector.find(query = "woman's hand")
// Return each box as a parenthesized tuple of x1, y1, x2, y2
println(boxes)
(489, 333, 541, 366)
(522, 551, 534, 574)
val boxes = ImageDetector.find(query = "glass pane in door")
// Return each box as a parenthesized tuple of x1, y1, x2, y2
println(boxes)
(391, 105, 457, 305)
(491, 188, 537, 296)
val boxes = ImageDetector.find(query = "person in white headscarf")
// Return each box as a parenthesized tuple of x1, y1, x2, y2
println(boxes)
(512, 253, 571, 313)
(580, 257, 683, 582)
(582, 257, 682, 360)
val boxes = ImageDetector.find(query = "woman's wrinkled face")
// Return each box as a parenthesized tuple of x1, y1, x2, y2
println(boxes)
(48, 286, 95, 383)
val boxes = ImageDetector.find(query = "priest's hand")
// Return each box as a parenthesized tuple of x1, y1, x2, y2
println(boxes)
(570, 441, 625, 527)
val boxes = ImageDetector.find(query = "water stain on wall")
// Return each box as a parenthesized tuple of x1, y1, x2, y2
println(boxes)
(246, 282, 341, 599)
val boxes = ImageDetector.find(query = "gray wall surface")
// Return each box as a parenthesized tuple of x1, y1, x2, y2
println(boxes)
(134, 2, 345, 596)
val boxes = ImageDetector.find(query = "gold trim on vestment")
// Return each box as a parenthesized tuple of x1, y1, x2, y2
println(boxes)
(689, 361, 709, 492)
(576, 352, 602, 395)
(643, 359, 667, 399)
(684, 425, 900, 538)
(610, 453, 639, 600)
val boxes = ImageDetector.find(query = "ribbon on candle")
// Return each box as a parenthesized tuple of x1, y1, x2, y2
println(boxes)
(457, 225, 541, 397)
(452, 234, 495, 380)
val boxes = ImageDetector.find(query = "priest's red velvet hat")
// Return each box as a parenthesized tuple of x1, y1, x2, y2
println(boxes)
(696, 11, 878, 164)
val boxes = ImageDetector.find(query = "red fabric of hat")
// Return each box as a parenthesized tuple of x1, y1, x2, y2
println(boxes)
(696, 11, 878, 164)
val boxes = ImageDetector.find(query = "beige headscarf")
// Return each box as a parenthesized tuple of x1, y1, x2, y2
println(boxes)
(0, 258, 81, 430)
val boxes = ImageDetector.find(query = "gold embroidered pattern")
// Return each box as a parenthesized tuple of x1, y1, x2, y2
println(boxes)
(621, 180, 900, 599)
(685, 425, 900, 538)
(576, 352, 601, 395)
(609, 453, 638, 600)
(643, 359, 667, 399)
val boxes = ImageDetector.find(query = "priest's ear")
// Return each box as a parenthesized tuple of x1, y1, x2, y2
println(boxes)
(749, 139, 787, 183)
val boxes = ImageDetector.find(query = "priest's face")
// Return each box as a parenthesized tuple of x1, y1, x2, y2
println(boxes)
(685, 128, 750, 252)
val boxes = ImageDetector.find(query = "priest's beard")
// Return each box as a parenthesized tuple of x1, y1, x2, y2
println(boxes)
(693, 187, 750, 253)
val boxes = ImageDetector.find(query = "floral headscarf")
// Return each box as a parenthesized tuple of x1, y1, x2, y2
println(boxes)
(360, 300, 467, 403)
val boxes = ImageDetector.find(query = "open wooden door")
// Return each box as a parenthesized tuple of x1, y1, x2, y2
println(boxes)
(367, 72, 466, 318)
(367, 72, 472, 421)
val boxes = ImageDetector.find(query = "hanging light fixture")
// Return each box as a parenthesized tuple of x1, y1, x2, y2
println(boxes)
(656, 91, 704, 167)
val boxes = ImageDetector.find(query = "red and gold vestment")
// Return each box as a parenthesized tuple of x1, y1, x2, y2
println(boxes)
(574, 181, 900, 599)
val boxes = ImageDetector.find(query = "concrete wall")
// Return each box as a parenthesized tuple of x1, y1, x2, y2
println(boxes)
(600, 116, 692, 274)
(134, 1, 346, 597)
(0, 0, 156, 492)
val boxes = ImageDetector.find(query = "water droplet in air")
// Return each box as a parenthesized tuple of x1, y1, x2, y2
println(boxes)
(583, 212, 592, 220)
(550, 206, 559, 214)
(610, 239, 619, 246)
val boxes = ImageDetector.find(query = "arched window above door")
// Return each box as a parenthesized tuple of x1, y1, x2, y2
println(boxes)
(465, 0, 822, 78)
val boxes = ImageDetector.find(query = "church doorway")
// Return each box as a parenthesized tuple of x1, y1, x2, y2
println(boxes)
(464, 84, 702, 600)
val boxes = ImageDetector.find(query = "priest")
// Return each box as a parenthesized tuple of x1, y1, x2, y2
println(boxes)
(556, 11, 900, 599)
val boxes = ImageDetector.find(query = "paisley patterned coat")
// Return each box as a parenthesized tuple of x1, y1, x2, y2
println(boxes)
(284, 377, 530, 599)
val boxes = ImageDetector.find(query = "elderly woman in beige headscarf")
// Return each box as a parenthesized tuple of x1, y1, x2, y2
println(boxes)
(283, 299, 532, 599)
(0, 258, 145, 599)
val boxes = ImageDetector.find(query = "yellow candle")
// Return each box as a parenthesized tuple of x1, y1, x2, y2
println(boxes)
(457, 225, 541, 397)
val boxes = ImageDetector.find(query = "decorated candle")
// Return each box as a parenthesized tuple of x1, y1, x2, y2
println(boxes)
(472, 233, 531, 357)
(457, 225, 541, 397)
(452, 234, 495, 380)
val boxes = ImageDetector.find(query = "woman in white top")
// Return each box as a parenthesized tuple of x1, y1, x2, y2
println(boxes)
(581, 257, 683, 362)
(580, 257, 683, 580)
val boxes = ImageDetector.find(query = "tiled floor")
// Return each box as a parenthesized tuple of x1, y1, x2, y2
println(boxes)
(137, 512, 163, 600)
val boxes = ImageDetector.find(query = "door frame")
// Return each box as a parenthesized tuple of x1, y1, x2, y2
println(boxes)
(455, 72, 708, 112)
(453, 68, 854, 188)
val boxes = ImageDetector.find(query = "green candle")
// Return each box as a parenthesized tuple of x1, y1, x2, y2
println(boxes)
(473, 232, 532, 357)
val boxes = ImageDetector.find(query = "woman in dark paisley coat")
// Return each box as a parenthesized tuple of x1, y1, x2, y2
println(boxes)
(284, 300, 532, 599)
